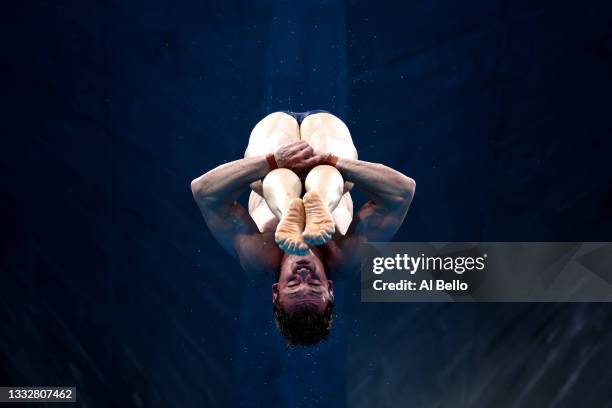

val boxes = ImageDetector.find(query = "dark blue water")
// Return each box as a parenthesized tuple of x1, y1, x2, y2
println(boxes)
(2, 0, 612, 407)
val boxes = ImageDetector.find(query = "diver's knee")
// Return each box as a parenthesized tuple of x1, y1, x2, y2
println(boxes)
(262, 111, 299, 132)
(246, 112, 300, 158)
(263, 168, 302, 195)
(302, 112, 348, 133)
(305, 165, 344, 193)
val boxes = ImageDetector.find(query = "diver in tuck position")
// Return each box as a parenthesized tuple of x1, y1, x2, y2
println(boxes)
(191, 110, 415, 346)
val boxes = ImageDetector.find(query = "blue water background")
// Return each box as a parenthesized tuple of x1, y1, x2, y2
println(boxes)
(2, 0, 612, 407)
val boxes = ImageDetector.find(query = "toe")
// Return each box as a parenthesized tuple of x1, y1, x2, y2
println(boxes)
(290, 244, 305, 256)
(305, 235, 318, 246)
(280, 240, 292, 253)
(287, 241, 296, 252)
(309, 235, 321, 246)
(290, 242, 303, 255)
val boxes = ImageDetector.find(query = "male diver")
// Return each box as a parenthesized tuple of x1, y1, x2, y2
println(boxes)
(191, 111, 415, 346)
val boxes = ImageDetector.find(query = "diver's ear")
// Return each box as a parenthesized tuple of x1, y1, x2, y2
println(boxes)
(272, 283, 279, 303)
(327, 280, 334, 299)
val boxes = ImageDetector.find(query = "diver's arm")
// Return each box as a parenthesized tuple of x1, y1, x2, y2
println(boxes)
(191, 140, 318, 208)
(191, 156, 269, 209)
(190, 156, 269, 260)
(190, 141, 319, 262)
(331, 157, 415, 243)
(335, 158, 415, 210)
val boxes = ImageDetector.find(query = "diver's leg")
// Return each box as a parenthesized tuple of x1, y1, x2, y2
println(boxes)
(301, 165, 343, 245)
(299, 111, 358, 193)
(300, 112, 359, 243)
(245, 111, 300, 195)
(263, 168, 308, 255)
(245, 112, 300, 232)
(245, 111, 300, 158)
(299, 112, 358, 158)
(248, 190, 277, 233)
(304, 165, 344, 211)
(333, 192, 353, 236)
(262, 168, 301, 219)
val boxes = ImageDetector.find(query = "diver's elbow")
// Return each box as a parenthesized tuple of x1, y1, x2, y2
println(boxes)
(385, 177, 415, 208)
(399, 177, 416, 201)
(190, 177, 207, 202)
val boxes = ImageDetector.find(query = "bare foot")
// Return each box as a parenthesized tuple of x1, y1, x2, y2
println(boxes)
(302, 191, 336, 246)
(275, 198, 309, 255)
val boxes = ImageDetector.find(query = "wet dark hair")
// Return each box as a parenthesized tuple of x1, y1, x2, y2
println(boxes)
(273, 299, 335, 347)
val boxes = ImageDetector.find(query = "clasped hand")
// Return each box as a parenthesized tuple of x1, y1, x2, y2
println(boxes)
(273, 141, 333, 174)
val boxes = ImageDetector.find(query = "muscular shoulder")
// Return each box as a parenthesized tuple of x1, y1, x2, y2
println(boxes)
(235, 231, 282, 276)
(319, 232, 365, 277)
(351, 200, 409, 242)
(329, 200, 405, 274)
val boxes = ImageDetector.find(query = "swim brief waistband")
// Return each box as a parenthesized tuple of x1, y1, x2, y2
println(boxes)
(280, 109, 330, 125)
